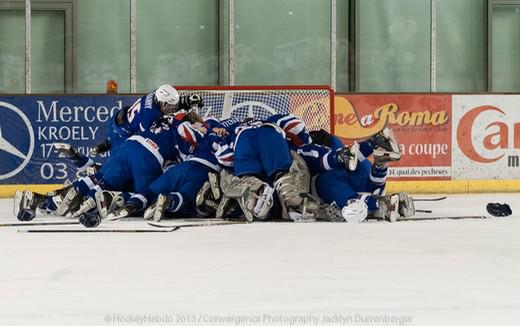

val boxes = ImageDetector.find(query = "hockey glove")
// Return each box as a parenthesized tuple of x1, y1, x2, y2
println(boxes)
(486, 203, 512, 217)
(79, 212, 102, 228)
(54, 143, 82, 160)
(90, 139, 111, 156)
(178, 94, 204, 111)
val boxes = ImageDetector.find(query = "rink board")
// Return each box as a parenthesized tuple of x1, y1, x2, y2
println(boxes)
(2, 94, 520, 197)
(3, 179, 520, 198)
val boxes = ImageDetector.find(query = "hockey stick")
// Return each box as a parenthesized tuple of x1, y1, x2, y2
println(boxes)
(18, 227, 180, 233)
(413, 196, 447, 202)
(397, 215, 485, 222)
(415, 209, 432, 213)
(147, 220, 247, 228)
(1, 221, 79, 227)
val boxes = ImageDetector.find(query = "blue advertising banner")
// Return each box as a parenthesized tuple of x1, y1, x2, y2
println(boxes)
(0, 96, 138, 185)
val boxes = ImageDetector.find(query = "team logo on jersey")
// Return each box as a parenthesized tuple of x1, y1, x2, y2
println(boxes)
(0, 101, 35, 180)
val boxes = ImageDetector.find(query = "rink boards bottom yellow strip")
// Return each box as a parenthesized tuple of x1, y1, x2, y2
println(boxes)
(2, 180, 520, 198)
(0, 184, 63, 198)
(386, 180, 520, 194)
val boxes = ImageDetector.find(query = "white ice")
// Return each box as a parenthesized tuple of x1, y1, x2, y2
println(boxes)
(1, 194, 520, 326)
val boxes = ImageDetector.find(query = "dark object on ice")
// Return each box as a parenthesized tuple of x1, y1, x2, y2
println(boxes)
(486, 203, 512, 217)
(79, 212, 102, 228)
(17, 208, 36, 221)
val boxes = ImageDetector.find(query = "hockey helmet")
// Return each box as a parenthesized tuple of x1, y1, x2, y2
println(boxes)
(155, 84, 180, 113)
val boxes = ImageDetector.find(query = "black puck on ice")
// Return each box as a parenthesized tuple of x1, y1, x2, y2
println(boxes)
(486, 203, 512, 217)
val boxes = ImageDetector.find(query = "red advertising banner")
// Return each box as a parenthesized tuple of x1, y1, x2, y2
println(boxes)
(334, 94, 452, 180)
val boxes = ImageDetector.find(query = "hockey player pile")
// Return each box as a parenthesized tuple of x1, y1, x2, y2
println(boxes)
(15, 84, 419, 228)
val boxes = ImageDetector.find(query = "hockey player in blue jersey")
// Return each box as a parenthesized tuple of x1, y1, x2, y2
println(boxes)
(50, 118, 188, 221)
(298, 127, 415, 222)
(53, 85, 203, 174)
(15, 86, 205, 219)
(100, 112, 225, 223)
(196, 114, 329, 222)
(103, 85, 203, 155)
(50, 85, 181, 173)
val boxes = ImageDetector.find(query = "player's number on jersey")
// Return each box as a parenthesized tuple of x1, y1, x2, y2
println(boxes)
(40, 162, 68, 180)
(127, 102, 141, 123)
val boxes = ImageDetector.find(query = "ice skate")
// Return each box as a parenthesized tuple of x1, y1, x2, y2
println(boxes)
(54, 187, 82, 217)
(14, 190, 29, 217)
(15, 190, 36, 221)
(105, 202, 138, 221)
(70, 197, 97, 219)
(95, 191, 125, 219)
(337, 142, 359, 171)
(373, 192, 415, 222)
(370, 127, 401, 165)
(15, 190, 50, 221)
(397, 192, 415, 219)
(195, 181, 219, 212)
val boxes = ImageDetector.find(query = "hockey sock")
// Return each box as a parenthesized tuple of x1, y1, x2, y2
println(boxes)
(127, 194, 148, 211)
(165, 192, 185, 213)
(75, 157, 94, 173)
(359, 140, 374, 160)
(366, 165, 388, 194)
(73, 175, 101, 196)
(362, 194, 379, 212)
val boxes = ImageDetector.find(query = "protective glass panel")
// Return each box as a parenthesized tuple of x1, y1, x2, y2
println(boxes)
(136, 0, 218, 92)
(492, 5, 520, 92)
(436, 0, 486, 92)
(76, 0, 130, 93)
(234, 0, 331, 85)
(336, 0, 349, 92)
(32, 10, 65, 93)
(0, 10, 25, 93)
(358, 0, 431, 92)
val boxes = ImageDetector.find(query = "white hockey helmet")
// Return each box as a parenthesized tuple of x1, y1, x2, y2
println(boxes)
(154, 84, 180, 113)
(341, 198, 368, 223)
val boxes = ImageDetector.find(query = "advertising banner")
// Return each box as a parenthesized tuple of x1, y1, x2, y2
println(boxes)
(0, 92, 331, 186)
(0, 96, 137, 185)
(452, 95, 520, 179)
(334, 94, 452, 180)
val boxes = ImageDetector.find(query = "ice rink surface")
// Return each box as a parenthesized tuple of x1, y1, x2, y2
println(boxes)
(1, 194, 520, 326)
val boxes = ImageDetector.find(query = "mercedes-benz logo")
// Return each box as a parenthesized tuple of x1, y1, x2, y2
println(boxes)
(0, 101, 35, 180)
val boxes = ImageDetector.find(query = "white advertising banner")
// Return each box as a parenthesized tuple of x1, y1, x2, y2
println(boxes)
(452, 95, 520, 179)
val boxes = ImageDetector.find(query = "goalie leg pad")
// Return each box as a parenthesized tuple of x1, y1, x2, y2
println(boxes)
(218, 170, 272, 222)
(273, 151, 314, 220)
(208, 172, 221, 200)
